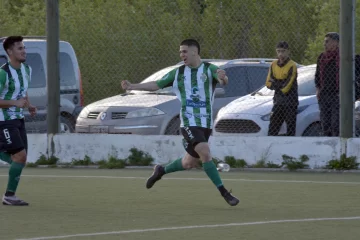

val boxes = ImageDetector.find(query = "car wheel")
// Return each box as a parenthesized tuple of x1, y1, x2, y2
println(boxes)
(164, 116, 181, 135)
(302, 122, 322, 136)
(60, 116, 75, 133)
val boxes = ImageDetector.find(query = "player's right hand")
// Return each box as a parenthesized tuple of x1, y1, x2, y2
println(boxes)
(121, 80, 132, 90)
(14, 98, 27, 108)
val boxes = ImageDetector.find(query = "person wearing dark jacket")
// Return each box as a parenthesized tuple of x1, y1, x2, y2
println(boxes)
(315, 32, 340, 137)
(265, 41, 299, 136)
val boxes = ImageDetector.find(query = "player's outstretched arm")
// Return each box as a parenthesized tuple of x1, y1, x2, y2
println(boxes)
(121, 80, 160, 91)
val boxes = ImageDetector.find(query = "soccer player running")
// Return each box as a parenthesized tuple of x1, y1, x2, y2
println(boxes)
(121, 39, 239, 206)
(0, 36, 37, 206)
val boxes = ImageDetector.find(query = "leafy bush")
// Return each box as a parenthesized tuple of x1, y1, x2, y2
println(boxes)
(282, 154, 309, 171)
(224, 156, 248, 168)
(127, 148, 154, 166)
(99, 156, 126, 169)
(235, 159, 248, 168)
(35, 154, 59, 165)
(266, 161, 282, 168)
(224, 156, 236, 167)
(253, 159, 266, 168)
(71, 155, 94, 166)
(326, 154, 359, 170)
(26, 162, 38, 168)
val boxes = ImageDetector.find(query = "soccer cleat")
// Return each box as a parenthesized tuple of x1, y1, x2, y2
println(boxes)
(222, 190, 240, 206)
(2, 195, 29, 206)
(146, 165, 165, 189)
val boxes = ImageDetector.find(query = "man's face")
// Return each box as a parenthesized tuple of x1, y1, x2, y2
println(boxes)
(7, 41, 26, 63)
(179, 45, 198, 66)
(276, 48, 289, 61)
(324, 37, 338, 52)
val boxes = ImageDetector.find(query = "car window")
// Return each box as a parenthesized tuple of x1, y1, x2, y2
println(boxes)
(221, 66, 248, 97)
(257, 67, 316, 96)
(140, 66, 179, 84)
(60, 52, 77, 87)
(25, 53, 46, 88)
(246, 66, 270, 92)
(0, 56, 7, 66)
(297, 68, 317, 95)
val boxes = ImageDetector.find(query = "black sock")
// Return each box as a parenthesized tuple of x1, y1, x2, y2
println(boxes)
(217, 185, 227, 196)
(5, 191, 15, 197)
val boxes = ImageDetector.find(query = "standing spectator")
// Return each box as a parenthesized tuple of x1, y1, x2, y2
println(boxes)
(315, 32, 340, 136)
(265, 41, 299, 136)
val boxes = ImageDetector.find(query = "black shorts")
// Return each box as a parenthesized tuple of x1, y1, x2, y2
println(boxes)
(181, 126, 212, 158)
(0, 119, 27, 154)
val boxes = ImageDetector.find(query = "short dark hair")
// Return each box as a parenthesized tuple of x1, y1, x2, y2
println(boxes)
(325, 32, 340, 42)
(180, 39, 200, 54)
(3, 36, 23, 54)
(276, 41, 289, 49)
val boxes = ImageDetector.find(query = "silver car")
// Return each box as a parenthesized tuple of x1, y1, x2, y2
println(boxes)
(75, 59, 277, 135)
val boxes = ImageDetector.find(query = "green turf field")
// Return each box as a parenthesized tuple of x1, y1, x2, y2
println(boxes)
(1, 168, 360, 240)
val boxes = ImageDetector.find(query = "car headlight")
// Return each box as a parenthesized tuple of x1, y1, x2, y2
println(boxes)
(261, 113, 271, 121)
(125, 108, 165, 118)
(261, 105, 309, 121)
(216, 107, 225, 118)
(78, 107, 89, 118)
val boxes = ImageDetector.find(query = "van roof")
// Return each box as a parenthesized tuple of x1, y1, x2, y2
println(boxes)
(0, 36, 68, 43)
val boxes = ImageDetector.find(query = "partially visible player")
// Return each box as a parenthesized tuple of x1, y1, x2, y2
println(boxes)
(0, 36, 37, 206)
(121, 39, 239, 206)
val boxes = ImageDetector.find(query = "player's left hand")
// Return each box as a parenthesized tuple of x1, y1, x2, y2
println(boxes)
(28, 104, 37, 117)
(217, 69, 228, 85)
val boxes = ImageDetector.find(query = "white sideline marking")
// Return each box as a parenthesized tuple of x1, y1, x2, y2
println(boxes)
(16, 216, 360, 240)
(0, 174, 359, 185)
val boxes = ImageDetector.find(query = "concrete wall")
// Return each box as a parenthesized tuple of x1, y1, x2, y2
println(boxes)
(346, 138, 360, 160)
(20, 134, 351, 169)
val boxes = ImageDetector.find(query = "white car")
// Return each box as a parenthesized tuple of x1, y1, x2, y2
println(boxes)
(214, 64, 360, 137)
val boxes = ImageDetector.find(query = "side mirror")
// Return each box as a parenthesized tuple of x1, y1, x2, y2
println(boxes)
(214, 88, 225, 98)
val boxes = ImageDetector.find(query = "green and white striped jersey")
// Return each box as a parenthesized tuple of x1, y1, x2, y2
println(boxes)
(0, 62, 31, 121)
(156, 62, 219, 129)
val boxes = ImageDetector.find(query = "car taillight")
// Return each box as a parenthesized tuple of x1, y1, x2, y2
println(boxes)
(79, 68, 84, 106)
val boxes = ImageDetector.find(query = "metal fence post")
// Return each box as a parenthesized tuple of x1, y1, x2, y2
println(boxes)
(340, 0, 355, 138)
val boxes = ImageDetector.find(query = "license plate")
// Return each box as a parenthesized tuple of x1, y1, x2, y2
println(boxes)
(90, 126, 109, 133)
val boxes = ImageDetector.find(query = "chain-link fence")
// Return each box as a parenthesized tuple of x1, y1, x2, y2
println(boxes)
(0, 0, 358, 136)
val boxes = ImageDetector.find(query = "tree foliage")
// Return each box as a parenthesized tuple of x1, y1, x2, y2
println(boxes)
(0, 0, 340, 104)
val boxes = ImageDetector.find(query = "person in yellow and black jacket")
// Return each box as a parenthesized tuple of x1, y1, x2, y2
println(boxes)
(265, 41, 298, 136)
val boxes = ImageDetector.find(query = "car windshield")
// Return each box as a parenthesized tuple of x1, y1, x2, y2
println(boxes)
(128, 66, 179, 95)
(254, 66, 316, 96)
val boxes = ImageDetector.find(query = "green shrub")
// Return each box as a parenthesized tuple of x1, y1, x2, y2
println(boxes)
(99, 156, 126, 169)
(224, 156, 236, 167)
(326, 154, 359, 170)
(26, 162, 38, 168)
(71, 155, 94, 166)
(266, 161, 282, 168)
(35, 154, 59, 165)
(253, 159, 266, 168)
(282, 154, 309, 171)
(235, 159, 248, 168)
(224, 156, 248, 168)
(127, 148, 154, 166)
